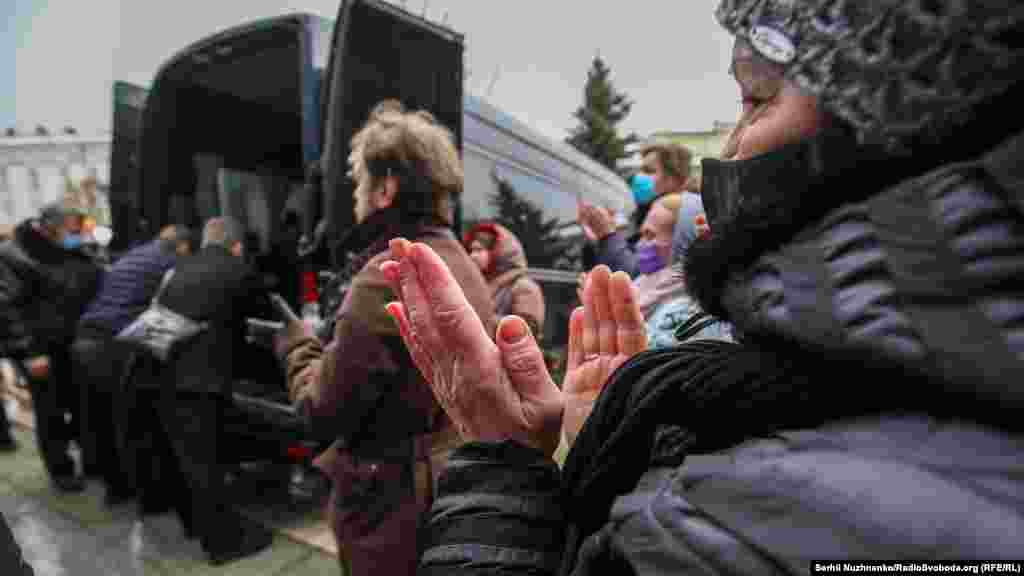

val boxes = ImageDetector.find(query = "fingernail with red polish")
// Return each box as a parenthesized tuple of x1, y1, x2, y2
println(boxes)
(500, 318, 528, 344)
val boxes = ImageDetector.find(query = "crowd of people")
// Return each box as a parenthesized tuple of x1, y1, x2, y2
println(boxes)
(4, 0, 1024, 574)
(0, 204, 281, 566)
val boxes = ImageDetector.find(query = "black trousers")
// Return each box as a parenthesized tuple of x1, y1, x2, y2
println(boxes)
(71, 336, 136, 496)
(156, 390, 249, 551)
(24, 347, 78, 478)
(133, 386, 192, 527)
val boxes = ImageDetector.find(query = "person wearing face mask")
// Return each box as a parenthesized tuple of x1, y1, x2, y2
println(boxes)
(0, 201, 103, 491)
(630, 193, 685, 343)
(637, 191, 732, 348)
(627, 191, 730, 348)
(578, 142, 693, 278)
(275, 101, 497, 575)
(371, 1, 1024, 573)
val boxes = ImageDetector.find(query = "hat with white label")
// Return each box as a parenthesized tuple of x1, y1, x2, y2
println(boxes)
(715, 0, 1024, 155)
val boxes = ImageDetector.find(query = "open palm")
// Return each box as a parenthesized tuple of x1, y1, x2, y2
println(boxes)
(380, 240, 645, 458)
(381, 239, 563, 456)
(562, 266, 647, 448)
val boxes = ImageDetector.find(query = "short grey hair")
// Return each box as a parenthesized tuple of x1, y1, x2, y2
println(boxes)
(201, 216, 245, 250)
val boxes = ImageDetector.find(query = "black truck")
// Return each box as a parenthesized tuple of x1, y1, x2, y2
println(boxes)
(108, 0, 624, 473)
(108, 0, 466, 470)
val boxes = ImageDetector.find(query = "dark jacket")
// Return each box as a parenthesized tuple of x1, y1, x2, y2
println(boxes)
(159, 244, 262, 396)
(78, 238, 177, 336)
(282, 210, 497, 576)
(417, 124, 1024, 574)
(0, 220, 103, 358)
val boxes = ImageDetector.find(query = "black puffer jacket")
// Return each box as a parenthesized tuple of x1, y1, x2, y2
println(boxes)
(421, 132, 1024, 576)
(0, 220, 103, 358)
(78, 238, 176, 336)
(420, 3, 1024, 571)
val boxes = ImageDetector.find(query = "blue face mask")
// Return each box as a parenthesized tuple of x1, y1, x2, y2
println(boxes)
(631, 173, 656, 206)
(635, 241, 666, 275)
(62, 234, 83, 250)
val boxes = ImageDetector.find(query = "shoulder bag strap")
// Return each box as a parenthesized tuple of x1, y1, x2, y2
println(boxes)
(151, 269, 175, 306)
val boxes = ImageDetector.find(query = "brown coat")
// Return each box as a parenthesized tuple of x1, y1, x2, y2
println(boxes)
(283, 225, 496, 575)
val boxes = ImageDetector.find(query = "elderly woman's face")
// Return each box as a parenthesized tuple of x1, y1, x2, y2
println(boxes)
(723, 38, 826, 161)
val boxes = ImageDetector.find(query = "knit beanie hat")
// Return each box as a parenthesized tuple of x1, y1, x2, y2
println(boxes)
(715, 0, 1024, 154)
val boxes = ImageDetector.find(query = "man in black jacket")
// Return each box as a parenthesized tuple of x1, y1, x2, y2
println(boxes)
(155, 216, 273, 565)
(380, 1, 1024, 573)
(0, 201, 103, 491)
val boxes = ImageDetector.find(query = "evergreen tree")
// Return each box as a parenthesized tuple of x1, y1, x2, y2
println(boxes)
(566, 56, 637, 175)
(489, 175, 578, 271)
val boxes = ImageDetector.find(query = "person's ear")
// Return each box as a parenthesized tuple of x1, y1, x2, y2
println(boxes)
(231, 241, 243, 258)
(377, 174, 400, 210)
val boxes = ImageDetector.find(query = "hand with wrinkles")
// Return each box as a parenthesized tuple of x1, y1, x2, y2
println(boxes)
(379, 239, 646, 457)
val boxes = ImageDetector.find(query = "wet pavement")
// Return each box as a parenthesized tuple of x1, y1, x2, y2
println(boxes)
(1, 426, 342, 575)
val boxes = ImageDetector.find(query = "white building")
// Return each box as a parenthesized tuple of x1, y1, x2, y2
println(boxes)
(0, 135, 111, 228)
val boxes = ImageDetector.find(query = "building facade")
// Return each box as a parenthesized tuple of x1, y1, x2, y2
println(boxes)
(0, 135, 112, 230)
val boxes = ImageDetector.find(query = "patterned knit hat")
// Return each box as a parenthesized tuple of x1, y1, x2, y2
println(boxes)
(715, 0, 1024, 154)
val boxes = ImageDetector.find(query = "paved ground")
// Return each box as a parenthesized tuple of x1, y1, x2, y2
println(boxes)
(1, 426, 342, 575)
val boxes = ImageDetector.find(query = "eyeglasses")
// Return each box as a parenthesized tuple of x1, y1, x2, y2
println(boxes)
(729, 37, 785, 104)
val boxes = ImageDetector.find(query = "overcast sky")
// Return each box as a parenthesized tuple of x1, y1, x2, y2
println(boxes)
(6, 0, 739, 141)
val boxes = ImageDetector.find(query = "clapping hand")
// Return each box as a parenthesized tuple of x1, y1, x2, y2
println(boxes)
(380, 239, 646, 458)
(381, 239, 563, 456)
(577, 201, 617, 243)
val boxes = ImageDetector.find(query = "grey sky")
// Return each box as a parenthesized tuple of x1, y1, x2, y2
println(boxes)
(11, 0, 739, 141)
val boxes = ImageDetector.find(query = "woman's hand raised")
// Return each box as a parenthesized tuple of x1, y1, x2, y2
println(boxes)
(380, 239, 563, 457)
(380, 239, 647, 458)
(562, 266, 647, 448)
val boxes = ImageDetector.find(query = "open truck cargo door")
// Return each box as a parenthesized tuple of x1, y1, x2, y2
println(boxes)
(137, 15, 321, 242)
(131, 15, 333, 461)
(320, 0, 464, 266)
(109, 81, 149, 252)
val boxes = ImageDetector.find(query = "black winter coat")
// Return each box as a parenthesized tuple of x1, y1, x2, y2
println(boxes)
(417, 124, 1024, 574)
(159, 245, 264, 396)
(0, 221, 103, 358)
